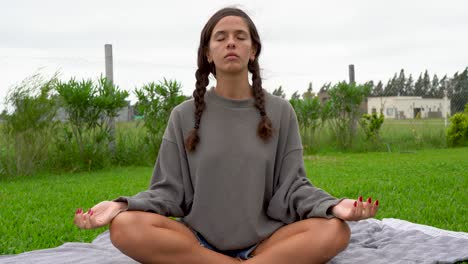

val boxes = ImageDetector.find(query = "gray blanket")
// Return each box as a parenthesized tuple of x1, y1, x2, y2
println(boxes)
(1, 218, 467, 264)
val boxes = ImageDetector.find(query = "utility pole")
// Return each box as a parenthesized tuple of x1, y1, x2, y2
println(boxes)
(105, 44, 115, 154)
(349, 64, 355, 84)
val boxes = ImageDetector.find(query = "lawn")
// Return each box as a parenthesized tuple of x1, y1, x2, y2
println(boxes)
(0, 147, 467, 255)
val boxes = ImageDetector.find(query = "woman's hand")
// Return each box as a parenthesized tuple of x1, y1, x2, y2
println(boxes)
(74, 201, 127, 229)
(331, 196, 379, 221)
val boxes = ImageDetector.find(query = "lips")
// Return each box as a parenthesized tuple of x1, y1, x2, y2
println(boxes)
(224, 52, 239, 58)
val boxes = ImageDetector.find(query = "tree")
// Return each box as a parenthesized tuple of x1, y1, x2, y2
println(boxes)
(0, 109, 7, 120)
(364, 80, 374, 94)
(372, 81, 384, 96)
(289, 96, 324, 148)
(325, 82, 371, 149)
(383, 73, 397, 96)
(450, 67, 468, 113)
(414, 74, 424, 96)
(405, 74, 414, 96)
(319, 82, 332, 93)
(396, 69, 406, 96)
(290, 91, 300, 100)
(302, 82, 315, 99)
(134, 78, 186, 158)
(429, 74, 441, 98)
(272, 86, 286, 99)
(56, 76, 129, 167)
(439, 75, 449, 98)
(422, 70, 431, 97)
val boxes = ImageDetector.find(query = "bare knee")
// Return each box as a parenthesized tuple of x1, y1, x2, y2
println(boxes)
(109, 211, 134, 249)
(302, 218, 350, 252)
(110, 211, 164, 249)
(326, 218, 351, 252)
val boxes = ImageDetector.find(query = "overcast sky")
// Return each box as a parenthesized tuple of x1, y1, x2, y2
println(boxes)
(1, 0, 467, 109)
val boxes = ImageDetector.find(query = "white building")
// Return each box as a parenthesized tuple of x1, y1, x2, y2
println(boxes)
(367, 96, 451, 119)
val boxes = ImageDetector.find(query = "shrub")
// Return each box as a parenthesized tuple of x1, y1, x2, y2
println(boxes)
(134, 79, 186, 159)
(360, 111, 385, 141)
(447, 103, 468, 147)
(0, 73, 59, 176)
(325, 82, 371, 149)
(55, 76, 129, 170)
(290, 97, 325, 151)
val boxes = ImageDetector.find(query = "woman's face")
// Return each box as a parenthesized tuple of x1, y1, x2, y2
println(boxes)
(207, 16, 257, 75)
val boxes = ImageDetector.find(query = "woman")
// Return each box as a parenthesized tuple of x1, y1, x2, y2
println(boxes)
(74, 7, 379, 264)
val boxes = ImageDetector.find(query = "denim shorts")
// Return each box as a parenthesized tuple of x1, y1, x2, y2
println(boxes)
(177, 219, 258, 260)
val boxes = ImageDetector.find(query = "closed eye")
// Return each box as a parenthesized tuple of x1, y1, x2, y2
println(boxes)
(237, 33, 248, 40)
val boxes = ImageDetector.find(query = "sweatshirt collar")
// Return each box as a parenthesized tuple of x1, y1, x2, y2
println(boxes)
(206, 87, 255, 109)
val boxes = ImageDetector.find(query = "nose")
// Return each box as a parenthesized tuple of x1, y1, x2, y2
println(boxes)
(226, 36, 236, 49)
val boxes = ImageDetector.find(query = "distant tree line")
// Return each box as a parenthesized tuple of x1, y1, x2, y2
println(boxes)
(313, 67, 468, 114)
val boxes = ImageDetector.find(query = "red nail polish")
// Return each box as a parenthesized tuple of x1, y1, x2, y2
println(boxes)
(358, 196, 363, 202)
(354, 201, 357, 207)
(89, 210, 93, 216)
(75, 208, 80, 214)
(367, 197, 372, 204)
(375, 200, 379, 206)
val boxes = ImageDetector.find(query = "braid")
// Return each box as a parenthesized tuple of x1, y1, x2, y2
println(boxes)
(185, 68, 210, 152)
(249, 60, 273, 141)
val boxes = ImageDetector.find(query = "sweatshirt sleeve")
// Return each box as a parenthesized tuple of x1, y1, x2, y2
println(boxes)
(114, 110, 189, 217)
(266, 102, 343, 224)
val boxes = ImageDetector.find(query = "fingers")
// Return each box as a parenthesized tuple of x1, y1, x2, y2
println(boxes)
(353, 196, 364, 220)
(73, 208, 84, 228)
(353, 196, 379, 221)
(370, 199, 379, 216)
(74, 208, 95, 229)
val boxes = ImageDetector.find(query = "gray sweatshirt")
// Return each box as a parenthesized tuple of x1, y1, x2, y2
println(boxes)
(115, 87, 341, 250)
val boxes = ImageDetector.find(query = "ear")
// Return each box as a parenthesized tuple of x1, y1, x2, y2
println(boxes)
(206, 48, 212, 63)
(250, 45, 257, 62)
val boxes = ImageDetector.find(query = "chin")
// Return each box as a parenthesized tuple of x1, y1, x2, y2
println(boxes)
(218, 66, 247, 75)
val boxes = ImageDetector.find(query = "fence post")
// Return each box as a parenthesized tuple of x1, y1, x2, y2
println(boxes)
(444, 89, 448, 127)
(105, 44, 115, 155)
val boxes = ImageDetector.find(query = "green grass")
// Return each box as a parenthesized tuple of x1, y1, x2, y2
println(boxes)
(0, 167, 151, 254)
(307, 147, 468, 231)
(1, 148, 467, 255)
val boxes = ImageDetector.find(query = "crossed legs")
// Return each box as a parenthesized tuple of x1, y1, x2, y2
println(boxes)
(110, 212, 350, 264)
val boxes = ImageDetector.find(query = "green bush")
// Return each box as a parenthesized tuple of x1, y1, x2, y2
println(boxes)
(0, 73, 59, 176)
(55, 76, 129, 170)
(134, 79, 186, 159)
(290, 97, 324, 150)
(447, 103, 468, 147)
(360, 111, 385, 141)
(325, 82, 371, 150)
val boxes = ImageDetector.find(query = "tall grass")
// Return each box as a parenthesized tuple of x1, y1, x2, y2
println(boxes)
(302, 118, 448, 154)
(113, 121, 156, 166)
(0, 121, 156, 177)
(0, 118, 454, 177)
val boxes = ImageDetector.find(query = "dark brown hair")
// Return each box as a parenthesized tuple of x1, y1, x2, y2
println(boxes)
(185, 7, 273, 152)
